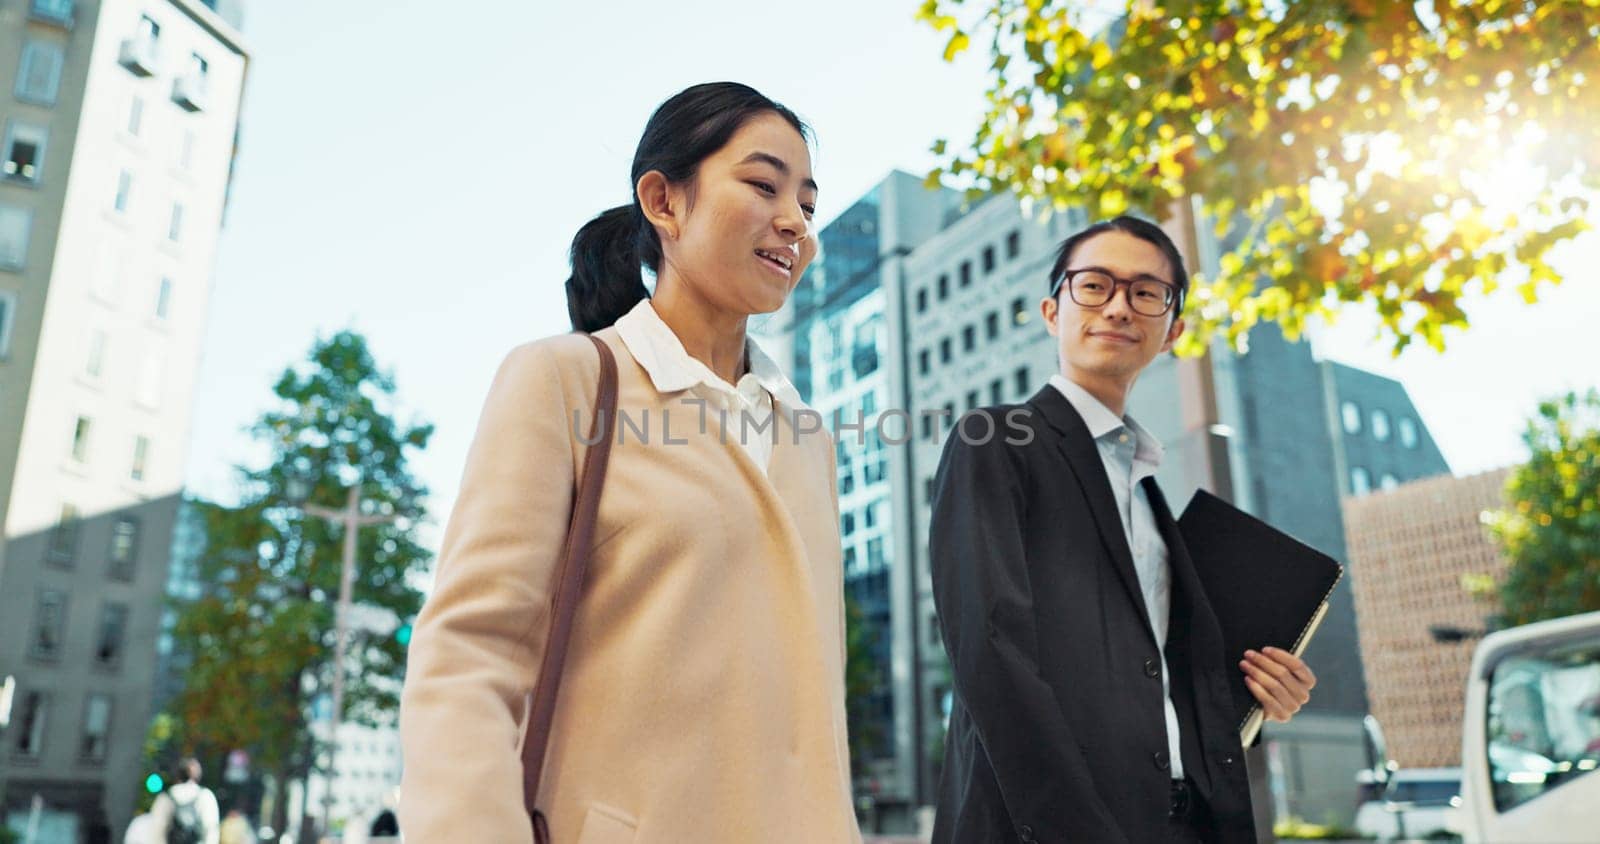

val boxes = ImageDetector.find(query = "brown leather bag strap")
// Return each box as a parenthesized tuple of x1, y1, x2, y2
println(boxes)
(522, 334, 618, 840)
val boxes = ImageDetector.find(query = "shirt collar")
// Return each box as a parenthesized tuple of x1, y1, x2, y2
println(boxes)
(1048, 373, 1165, 466)
(614, 299, 808, 412)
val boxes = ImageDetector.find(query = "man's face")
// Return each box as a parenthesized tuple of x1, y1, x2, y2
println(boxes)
(1041, 230, 1185, 386)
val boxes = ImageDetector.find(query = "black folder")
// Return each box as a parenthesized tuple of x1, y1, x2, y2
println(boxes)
(1177, 489, 1344, 745)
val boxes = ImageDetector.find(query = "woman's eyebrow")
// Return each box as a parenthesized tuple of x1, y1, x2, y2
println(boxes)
(739, 151, 819, 193)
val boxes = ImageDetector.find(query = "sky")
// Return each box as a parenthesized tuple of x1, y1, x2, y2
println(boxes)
(184, 0, 1600, 545)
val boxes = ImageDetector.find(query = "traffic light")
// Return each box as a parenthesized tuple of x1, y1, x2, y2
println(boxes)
(144, 773, 164, 794)
(395, 622, 412, 647)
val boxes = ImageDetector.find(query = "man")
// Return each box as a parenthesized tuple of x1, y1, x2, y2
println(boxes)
(146, 758, 220, 844)
(929, 216, 1317, 843)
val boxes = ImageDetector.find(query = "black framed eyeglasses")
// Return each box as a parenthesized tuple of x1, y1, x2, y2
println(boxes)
(1050, 268, 1181, 317)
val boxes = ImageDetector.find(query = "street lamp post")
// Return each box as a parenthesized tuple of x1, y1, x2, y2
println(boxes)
(296, 482, 396, 835)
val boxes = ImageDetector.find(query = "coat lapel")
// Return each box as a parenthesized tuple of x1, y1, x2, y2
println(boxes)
(1028, 387, 1157, 649)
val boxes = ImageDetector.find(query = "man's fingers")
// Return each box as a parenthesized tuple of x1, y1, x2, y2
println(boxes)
(1242, 655, 1310, 710)
(1244, 676, 1289, 722)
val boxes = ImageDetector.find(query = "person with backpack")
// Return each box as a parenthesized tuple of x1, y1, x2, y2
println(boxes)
(146, 758, 220, 844)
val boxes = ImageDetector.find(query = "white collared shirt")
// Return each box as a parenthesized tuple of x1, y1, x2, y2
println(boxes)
(1049, 373, 1185, 780)
(613, 299, 806, 474)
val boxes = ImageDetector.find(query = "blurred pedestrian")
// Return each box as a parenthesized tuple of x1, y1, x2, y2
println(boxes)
(398, 82, 859, 842)
(218, 809, 255, 844)
(146, 758, 220, 844)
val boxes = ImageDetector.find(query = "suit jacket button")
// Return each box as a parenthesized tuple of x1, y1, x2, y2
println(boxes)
(1153, 750, 1170, 772)
(1143, 658, 1160, 678)
(1019, 824, 1036, 842)
(1223, 754, 1237, 766)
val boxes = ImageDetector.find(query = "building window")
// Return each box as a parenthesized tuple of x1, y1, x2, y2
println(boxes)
(918, 349, 930, 376)
(966, 390, 979, 411)
(85, 329, 106, 378)
(1011, 296, 1029, 326)
(155, 277, 174, 320)
(30, 0, 75, 24)
(1350, 466, 1372, 496)
(921, 414, 933, 442)
(841, 511, 855, 537)
(114, 170, 133, 213)
(939, 338, 952, 364)
(1379, 473, 1399, 491)
(1014, 366, 1030, 397)
(936, 274, 949, 301)
(127, 95, 144, 136)
(985, 311, 999, 341)
(47, 503, 78, 563)
(30, 589, 67, 660)
(96, 603, 129, 669)
(81, 695, 111, 762)
(179, 130, 196, 170)
(982, 246, 996, 274)
(943, 402, 955, 431)
(168, 202, 184, 241)
(12, 690, 47, 759)
(1371, 408, 1391, 442)
(0, 204, 32, 270)
(109, 516, 139, 580)
(867, 537, 885, 570)
(916, 287, 927, 314)
(864, 501, 878, 529)
(1340, 401, 1362, 435)
(961, 325, 975, 353)
(990, 378, 1004, 405)
(1006, 229, 1021, 259)
(3, 121, 48, 184)
(1398, 416, 1418, 449)
(136, 13, 160, 42)
(131, 435, 150, 482)
(959, 261, 972, 288)
(71, 414, 92, 462)
(0, 290, 15, 358)
(15, 41, 66, 106)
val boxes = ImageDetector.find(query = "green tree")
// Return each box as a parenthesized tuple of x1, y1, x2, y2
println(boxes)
(844, 595, 887, 776)
(1484, 389, 1600, 626)
(164, 330, 433, 832)
(919, 0, 1598, 354)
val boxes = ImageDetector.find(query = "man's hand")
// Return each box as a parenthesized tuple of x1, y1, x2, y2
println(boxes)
(1240, 647, 1316, 722)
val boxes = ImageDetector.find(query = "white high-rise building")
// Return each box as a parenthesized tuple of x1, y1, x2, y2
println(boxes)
(0, 1, 248, 838)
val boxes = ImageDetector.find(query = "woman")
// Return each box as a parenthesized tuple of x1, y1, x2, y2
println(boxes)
(398, 83, 860, 843)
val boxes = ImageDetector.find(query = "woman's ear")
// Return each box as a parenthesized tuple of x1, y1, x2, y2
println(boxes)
(636, 170, 679, 241)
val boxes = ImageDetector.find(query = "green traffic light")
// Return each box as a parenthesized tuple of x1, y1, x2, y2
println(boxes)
(144, 773, 163, 794)
(395, 624, 412, 646)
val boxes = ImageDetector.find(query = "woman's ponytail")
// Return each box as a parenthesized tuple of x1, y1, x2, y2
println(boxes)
(565, 204, 651, 333)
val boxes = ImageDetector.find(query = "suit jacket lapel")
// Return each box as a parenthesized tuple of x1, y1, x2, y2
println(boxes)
(1028, 387, 1157, 649)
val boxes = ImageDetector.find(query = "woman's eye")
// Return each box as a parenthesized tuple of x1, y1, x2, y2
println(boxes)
(751, 181, 776, 195)
(801, 204, 816, 216)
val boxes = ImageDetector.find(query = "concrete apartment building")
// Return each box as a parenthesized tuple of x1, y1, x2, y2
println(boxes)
(0, 1, 247, 839)
(1343, 469, 1513, 769)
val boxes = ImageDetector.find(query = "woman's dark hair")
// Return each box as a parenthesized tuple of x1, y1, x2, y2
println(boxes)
(1047, 215, 1189, 316)
(565, 82, 810, 332)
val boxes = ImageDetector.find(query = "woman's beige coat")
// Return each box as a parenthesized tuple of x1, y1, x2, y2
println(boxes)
(398, 330, 861, 843)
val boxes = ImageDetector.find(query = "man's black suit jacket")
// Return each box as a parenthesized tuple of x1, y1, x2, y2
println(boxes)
(928, 385, 1257, 844)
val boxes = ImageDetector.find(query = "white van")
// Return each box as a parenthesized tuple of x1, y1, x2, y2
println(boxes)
(1456, 610, 1600, 842)
(1354, 767, 1461, 840)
